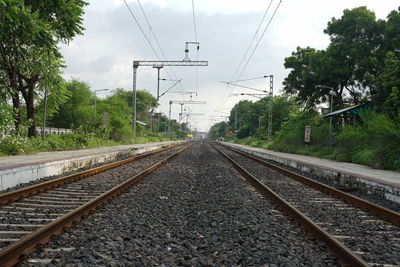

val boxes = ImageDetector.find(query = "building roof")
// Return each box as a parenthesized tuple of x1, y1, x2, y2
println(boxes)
(136, 120, 148, 126)
(324, 103, 368, 117)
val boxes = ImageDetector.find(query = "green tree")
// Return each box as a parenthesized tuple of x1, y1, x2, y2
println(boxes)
(0, 0, 87, 136)
(50, 79, 94, 130)
(371, 51, 400, 116)
(283, 7, 386, 110)
(324, 6, 386, 104)
(209, 121, 228, 140)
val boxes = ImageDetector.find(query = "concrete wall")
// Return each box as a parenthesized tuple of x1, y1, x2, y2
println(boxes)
(0, 143, 178, 191)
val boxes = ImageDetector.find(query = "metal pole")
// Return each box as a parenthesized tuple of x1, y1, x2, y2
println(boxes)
(329, 92, 333, 146)
(179, 104, 184, 131)
(268, 75, 273, 142)
(42, 88, 48, 140)
(94, 94, 97, 125)
(155, 66, 163, 100)
(168, 101, 172, 138)
(133, 62, 139, 137)
(235, 108, 237, 140)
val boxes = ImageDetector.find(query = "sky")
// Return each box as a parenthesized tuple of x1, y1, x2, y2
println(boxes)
(60, 0, 399, 132)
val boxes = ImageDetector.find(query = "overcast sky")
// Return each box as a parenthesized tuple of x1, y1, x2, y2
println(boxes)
(61, 0, 399, 132)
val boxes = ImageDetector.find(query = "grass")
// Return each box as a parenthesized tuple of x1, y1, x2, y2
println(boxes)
(0, 133, 174, 156)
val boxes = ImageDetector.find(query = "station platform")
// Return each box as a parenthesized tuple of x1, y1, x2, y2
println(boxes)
(0, 141, 184, 191)
(222, 142, 400, 204)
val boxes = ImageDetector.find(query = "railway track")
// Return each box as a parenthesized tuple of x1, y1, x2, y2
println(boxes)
(17, 141, 340, 266)
(214, 143, 400, 267)
(0, 143, 190, 266)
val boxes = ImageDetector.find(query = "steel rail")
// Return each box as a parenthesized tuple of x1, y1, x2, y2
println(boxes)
(0, 143, 183, 205)
(221, 143, 400, 226)
(211, 143, 369, 267)
(0, 144, 192, 266)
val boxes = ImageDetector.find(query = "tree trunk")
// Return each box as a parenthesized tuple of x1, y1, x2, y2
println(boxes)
(11, 91, 22, 133)
(20, 81, 37, 138)
(26, 85, 36, 137)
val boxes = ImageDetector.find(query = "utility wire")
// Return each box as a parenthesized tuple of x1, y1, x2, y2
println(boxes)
(228, 0, 274, 84)
(191, 0, 198, 43)
(230, 76, 269, 83)
(192, 0, 199, 95)
(217, 0, 283, 113)
(122, 0, 160, 59)
(123, 0, 184, 92)
(216, 0, 274, 112)
(135, 0, 185, 92)
(236, 0, 283, 80)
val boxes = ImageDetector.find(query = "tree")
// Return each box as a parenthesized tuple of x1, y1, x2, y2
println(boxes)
(50, 79, 94, 130)
(283, 7, 386, 110)
(324, 6, 386, 104)
(0, 0, 87, 136)
(371, 52, 400, 116)
(283, 47, 334, 109)
(208, 122, 228, 140)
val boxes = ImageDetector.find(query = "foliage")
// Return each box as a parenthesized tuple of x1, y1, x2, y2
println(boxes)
(0, 104, 13, 138)
(337, 113, 400, 169)
(0, 0, 87, 136)
(283, 6, 389, 111)
(209, 121, 228, 140)
(50, 79, 95, 130)
(270, 111, 330, 149)
(370, 51, 400, 116)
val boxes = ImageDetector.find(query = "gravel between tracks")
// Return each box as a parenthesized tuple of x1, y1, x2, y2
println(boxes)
(21, 142, 338, 266)
(0, 144, 182, 194)
(220, 145, 400, 266)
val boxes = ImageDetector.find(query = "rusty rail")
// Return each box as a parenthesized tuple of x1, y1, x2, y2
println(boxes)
(221, 143, 400, 226)
(0, 143, 182, 205)
(0, 144, 191, 266)
(212, 143, 369, 267)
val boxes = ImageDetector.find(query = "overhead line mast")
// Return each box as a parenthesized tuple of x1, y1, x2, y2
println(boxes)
(132, 43, 208, 137)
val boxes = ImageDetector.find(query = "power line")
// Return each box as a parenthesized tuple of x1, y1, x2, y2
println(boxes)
(216, 0, 274, 112)
(191, 0, 198, 43)
(236, 0, 283, 80)
(135, 0, 185, 92)
(228, 0, 274, 84)
(122, 0, 160, 59)
(192, 0, 199, 95)
(123, 0, 184, 91)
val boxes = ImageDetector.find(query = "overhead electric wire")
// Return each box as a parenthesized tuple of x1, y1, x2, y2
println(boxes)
(228, 0, 274, 84)
(230, 75, 269, 83)
(122, 0, 160, 59)
(192, 0, 199, 95)
(236, 0, 283, 80)
(217, 0, 283, 113)
(216, 0, 274, 111)
(123, 0, 184, 92)
(135, 0, 185, 92)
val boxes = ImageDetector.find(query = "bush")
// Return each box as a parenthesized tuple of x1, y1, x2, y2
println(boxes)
(337, 113, 400, 169)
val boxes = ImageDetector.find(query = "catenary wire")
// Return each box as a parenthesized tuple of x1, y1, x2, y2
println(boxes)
(192, 0, 199, 95)
(216, 0, 274, 111)
(135, 0, 185, 92)
(123, 0, 184, 92)
(236, 0, 283, 81)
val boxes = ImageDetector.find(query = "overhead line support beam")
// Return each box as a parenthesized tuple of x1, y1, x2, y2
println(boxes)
(132, 60, 208, 137)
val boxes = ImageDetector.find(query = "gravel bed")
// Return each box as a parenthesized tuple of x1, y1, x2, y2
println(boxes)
(227, 146, 400, 213)
(220, 145, 400, 266)
(0, 144, 182, 194)
(21, 142, 339, 266)
(0, 145, 186, 249)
